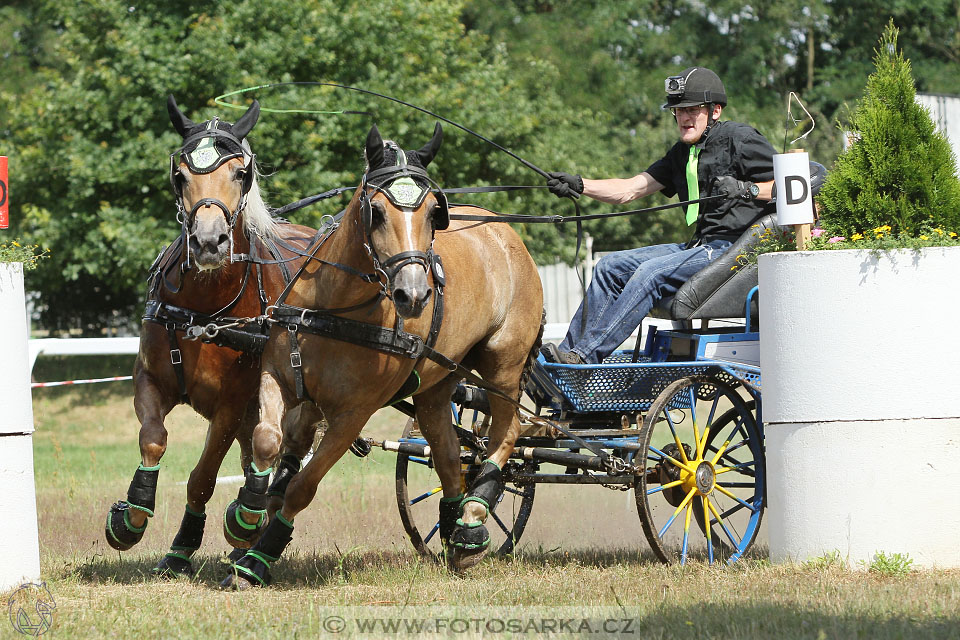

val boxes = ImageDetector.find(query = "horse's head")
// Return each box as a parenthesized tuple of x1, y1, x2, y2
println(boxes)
(360, 123, 449, 319)
(167, 95, 261, 270)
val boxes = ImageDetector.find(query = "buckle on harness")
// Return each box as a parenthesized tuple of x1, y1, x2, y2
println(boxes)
(290, 352, 302, 368)
(170, 349, 182, 365)
(404, 334, 425, 359)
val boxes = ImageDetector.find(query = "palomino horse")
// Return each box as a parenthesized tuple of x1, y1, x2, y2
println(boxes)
(221, 124, 544, 588)
(104, 96, 321, 575)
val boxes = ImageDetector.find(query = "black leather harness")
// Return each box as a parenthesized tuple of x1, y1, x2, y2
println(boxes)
(143, 227, 323, 404)
(272, 250, 446, 404)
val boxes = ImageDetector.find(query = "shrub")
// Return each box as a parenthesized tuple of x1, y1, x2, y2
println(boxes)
(816, 21, 960, 239)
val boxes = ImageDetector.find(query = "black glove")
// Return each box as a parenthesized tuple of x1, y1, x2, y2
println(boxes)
(547, 172, 583, 199)
(712, 175, 757, 200)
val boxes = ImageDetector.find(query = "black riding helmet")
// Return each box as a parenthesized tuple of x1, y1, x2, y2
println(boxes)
(662, 67, 727, 110)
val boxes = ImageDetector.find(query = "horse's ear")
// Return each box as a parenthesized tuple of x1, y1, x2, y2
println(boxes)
(365, 124, 385, 170)
(413, 122, 443, 168)
(167, 95, 194, 137)
(231, 100, 260, 140)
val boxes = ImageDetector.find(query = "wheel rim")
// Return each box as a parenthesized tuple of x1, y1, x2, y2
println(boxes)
(395, 407, 536, 558)
(636, 375, 764, 565)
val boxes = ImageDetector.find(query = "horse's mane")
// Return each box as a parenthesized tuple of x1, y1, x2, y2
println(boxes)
(241, 158, 280, 241)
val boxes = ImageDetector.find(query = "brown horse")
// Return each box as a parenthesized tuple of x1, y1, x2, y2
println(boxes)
(220, 124, 544, 588)
(104, 96, 322, 576)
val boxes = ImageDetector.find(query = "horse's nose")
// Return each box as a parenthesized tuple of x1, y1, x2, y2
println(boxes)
(392, 265, 431, 318)
(189, 211, 231, 268)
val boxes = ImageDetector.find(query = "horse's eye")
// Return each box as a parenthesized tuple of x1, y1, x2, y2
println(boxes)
(235, 169, 246, 183)
(370, 201, 386, 228)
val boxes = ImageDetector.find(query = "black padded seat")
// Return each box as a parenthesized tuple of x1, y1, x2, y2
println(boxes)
(652, 161, 826, 322)
(651, 212, 777, 321)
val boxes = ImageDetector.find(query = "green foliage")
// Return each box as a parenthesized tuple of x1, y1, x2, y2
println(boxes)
(1, 0, 583, 331)
(817, 22, 960, 238)
(3, 2, 960, 330)
(863, 551, 914, 577)
(0, 238, 50, 270)
(802, 550, 846, 571)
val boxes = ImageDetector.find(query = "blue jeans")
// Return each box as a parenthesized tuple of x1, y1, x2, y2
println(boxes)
(559, 240, 733, 364)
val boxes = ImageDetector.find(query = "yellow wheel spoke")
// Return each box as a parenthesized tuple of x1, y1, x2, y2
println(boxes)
(670, 487, 698, 522)
(692, 420, 701, 461)
(660, 479, 685, 491)
(715, 465, 735, 475)
(697, 424, 711, 461)
(702, 496, 712, 545)
(714, 484, 753, 511)
(711, 439, 732, 465)
(683, 500, 693, 536)
(673, 433, 690, 464)
(661, 452, 697, 475)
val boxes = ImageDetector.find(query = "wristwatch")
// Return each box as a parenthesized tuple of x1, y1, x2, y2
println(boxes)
(747, 183, 760, 199)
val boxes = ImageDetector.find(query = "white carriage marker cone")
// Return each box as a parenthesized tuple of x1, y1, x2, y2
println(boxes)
(0, 261, 42, 591)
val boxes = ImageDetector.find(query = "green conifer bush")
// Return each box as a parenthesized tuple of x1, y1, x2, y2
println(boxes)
(817, 21, 960, 240)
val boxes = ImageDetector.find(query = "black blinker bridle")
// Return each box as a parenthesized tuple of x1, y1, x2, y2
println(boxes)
(358, 145, 449, 295)
(169, 118, 256, 270)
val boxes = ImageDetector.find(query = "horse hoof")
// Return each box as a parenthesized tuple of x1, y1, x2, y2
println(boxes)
(220, 553, 271, 589)
(152, 553, 195, 578)
(450, 546, 489, 571)
(219, 572, 256, 591)
(222, 500, 265, 550)
(105, 501, 147, 552)
(448, 519, 491, 570)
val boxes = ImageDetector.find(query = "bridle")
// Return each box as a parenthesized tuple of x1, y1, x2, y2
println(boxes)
(169, 118, 256, 270)
(358, 144, 449, 293)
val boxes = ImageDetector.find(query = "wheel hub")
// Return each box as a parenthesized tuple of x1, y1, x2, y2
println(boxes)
(694, 461, 715, 494)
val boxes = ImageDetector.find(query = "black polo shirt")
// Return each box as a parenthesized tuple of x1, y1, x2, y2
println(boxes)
(645, 120, 776, 245)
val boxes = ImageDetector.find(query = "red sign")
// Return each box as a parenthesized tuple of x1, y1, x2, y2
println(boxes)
(0, 156, 8, 229)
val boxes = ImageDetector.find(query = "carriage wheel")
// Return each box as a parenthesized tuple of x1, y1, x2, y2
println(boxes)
(636, 375, 764, 565)
(395, 411, 536, 559)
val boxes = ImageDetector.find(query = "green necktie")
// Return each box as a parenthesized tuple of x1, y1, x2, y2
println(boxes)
(685, 145, 700, 226)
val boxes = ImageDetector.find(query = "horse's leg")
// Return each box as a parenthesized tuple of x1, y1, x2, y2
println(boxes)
(449, 361, 527, 570)
(264, 401, 324, 521)
(106, 365, 174, 552)
(222, 369, 289, 551)
(221, 408, 369, 590)
(153, 399, 246, 576)
(236, 397, 258, 473)
(412, 379, 465, 561)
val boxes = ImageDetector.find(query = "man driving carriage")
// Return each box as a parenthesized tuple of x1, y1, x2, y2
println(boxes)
(542, 66, 777, 365)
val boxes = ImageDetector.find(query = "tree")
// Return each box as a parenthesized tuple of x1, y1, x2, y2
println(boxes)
(1, 0, 585, 332)
(817, 21, 960, 236)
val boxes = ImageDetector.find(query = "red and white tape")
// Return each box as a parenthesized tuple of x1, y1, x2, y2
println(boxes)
(31, 375, 133, 389)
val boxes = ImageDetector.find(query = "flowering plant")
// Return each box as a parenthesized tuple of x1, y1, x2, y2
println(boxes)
(0, 238, 50, 270)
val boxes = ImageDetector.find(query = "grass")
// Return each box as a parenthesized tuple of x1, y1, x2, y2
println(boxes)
(10, 355, 960, 638)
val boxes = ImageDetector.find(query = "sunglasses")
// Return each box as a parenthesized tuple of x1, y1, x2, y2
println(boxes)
(670, 104, 707, 117)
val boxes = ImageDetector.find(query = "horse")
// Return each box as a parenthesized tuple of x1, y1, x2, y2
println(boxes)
(220, 123, 544, 588)
(104, 96, 323, 576)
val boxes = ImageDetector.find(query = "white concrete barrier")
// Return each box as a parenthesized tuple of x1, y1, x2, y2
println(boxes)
(760, 248, 960, 568)
(0, 263, 41, 592)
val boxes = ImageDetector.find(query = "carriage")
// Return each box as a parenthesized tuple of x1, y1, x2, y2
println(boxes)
(387, 212, 779, 566)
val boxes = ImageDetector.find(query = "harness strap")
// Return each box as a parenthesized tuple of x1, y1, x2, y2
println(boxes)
(287, 324, 307, 402)
(272, 294, 606, 463)
(165, 323, 190, 404)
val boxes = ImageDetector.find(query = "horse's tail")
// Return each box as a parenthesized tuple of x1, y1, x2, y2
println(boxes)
(519, 308, 546, 398)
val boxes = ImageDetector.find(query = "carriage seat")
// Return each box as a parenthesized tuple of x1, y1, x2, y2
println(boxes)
(652, 161, 826, 322)
(651, 212, 775, 322)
